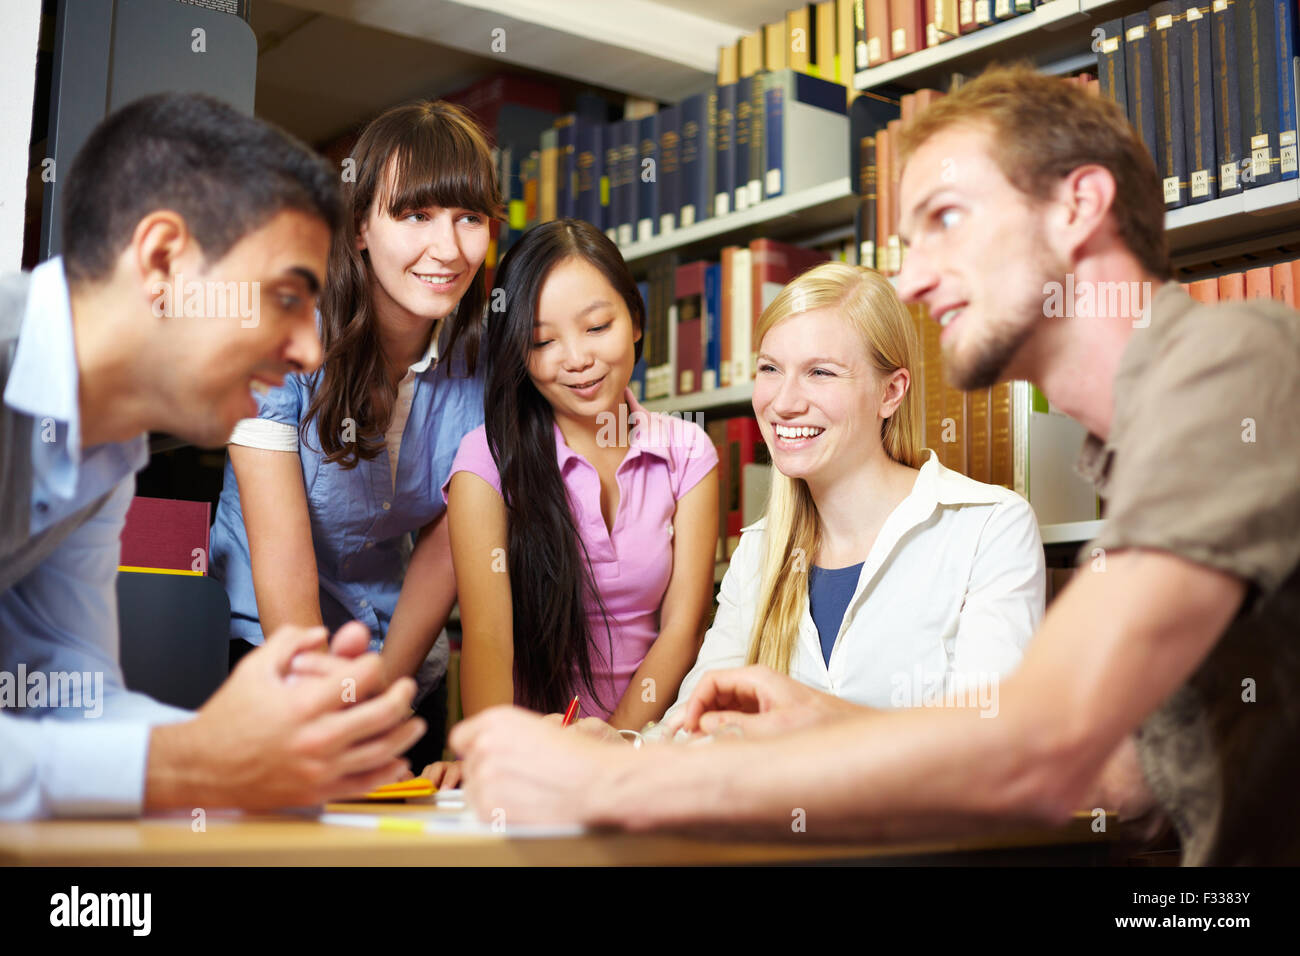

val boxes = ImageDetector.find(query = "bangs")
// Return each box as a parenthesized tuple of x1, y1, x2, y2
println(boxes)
(378, 123, 503, 221)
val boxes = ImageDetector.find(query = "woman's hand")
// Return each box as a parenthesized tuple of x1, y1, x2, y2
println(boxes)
(420, 760, 464, 789)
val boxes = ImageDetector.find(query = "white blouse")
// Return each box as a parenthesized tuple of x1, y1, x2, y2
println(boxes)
(661, 450, 1046, 723)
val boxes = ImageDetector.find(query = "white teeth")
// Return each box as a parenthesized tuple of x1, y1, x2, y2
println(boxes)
(938, 308, 961, 327)
(774, 425, 824, 439)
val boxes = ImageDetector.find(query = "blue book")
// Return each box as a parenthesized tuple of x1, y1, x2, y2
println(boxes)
(657, 105, 681, 236)
(602, 121, 622, 241)
(733, 74, 754, 213)
(763, 69, 848, 201)
(1097, 19, 1129, 114)
(678, 92, 712, 228)
(575, 121, 604, 230)
(704, 262, 722, 391)
(1177, 1, 1218, 203)
(630, 281, 651, 400)
(637, 114, 660, 242)
(1149, 3, 1188, 208)
(1210, 0, 1244, 194)
(713, 83, 737, 217)
(1275, 0, 1298, 180)
(1123, 14, 1161, 172)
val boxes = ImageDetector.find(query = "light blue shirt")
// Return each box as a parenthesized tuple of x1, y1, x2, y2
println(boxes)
(0, 257, 190, 821)
(208, 324, 484, 683)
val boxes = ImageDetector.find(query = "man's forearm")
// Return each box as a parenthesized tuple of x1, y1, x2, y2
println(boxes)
(592, 702, 1068, 841)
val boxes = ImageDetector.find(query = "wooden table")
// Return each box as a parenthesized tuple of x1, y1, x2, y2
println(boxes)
(0, 804, 1129, 866)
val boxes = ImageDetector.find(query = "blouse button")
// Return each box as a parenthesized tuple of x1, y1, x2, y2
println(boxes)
(360, 599, 369, 609)
(382, 501, 391, 511)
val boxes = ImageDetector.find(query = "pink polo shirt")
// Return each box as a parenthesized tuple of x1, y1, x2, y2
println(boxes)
(443, 390, 718, 721)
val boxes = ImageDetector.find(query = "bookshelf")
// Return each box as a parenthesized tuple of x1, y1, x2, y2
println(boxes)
(618, 177, 857, 268)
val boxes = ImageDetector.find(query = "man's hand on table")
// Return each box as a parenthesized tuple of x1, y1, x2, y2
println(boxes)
(146, 621, 425, 812)
(666, 664, 864, 738)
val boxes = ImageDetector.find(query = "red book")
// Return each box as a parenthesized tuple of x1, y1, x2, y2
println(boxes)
(1188, 278, 1219, 304)
(724, 417, 769, 556)
(674, 262, 708, 396)
(1217, 272, 1245, 301)
(958, 0, 978, 33)
(1273, 260, 1298, 308)
(865, 0, 893, 65)
(887, 0, 926, 57)
(1244, 267, 1272, 300)
(120, 496, 211, 574)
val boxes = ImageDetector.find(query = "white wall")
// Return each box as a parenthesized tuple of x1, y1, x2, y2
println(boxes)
(0, 1, 42, 272)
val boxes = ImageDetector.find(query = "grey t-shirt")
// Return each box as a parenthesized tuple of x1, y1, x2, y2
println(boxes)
(1076, 281, 1300, 865)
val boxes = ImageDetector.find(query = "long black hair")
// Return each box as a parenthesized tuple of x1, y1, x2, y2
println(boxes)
(484, 219, 645, 714)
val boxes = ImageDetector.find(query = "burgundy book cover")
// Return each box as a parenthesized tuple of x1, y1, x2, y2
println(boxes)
(674, 261, 708, 395)
(120, 496, 211, 574)
(749, 239, 831, 350)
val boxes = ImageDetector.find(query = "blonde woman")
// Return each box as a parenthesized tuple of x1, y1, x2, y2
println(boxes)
(653, 261, 1046, 728)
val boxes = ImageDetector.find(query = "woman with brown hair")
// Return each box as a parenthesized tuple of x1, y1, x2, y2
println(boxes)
(208, 100, 502, 772)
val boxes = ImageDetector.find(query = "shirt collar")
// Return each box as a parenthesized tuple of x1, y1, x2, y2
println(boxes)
(553, 388, 673, 471)
(3, 258, 85, 484)
(409, 317, 442, 374)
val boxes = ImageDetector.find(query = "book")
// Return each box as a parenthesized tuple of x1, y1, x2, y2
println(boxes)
(725, 417, 770, 556)
(1235, 0, 1281, 187)
(120, 497, 210, 574)
(1273, 0, 1299, 180)
(637, 113, 659, 242)
(788, 7, 812, 74)
(1211, 0, 1246, 195)
(714, 82, 738, 217)
(815, 0, 839, 79)
(675, 262, 708, 395)
(556, 114, 577, 220)
(657, 105, 681, 236)
(704, 262, 723, 390)
(748, 65, 768, 207)
(719, 246, 739, 387)
(876, 124, 892, 272)
(762, 69, 850, 201)
(539, 127, 558, 223)
(575, 120, 604, 230)
(1218, 271, 1246, 298)
(1188, 276, 1220, 301)
(766, 20, 789, 72)
(866, 0, 893, 66)
(678, 93, 712, 229)
(1124, 14, 1162, 169)
(838, 0, 859, 93)
(602, 122, 621, 241)
(706, 419, 729, 561)
(1178, 0, 1219, 203)
(1272, 259, 1297, 306)
(734, 75, 755, 212)
(889, 0, 925, 57)
(1149, 2, 1189, 208)
(1245, 265, 1272, 298)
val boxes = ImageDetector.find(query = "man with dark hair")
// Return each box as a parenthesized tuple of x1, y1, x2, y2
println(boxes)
(1, 94, 421, 819)
(448, 65, 1300, 865)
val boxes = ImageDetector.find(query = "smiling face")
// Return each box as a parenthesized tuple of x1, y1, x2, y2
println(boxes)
(528, 256, 641, 429)
(896, 123, 1068, 389)
(356, 162, 491, 332)
(157, 207, 330, 447)
(753, 307, 905, 489)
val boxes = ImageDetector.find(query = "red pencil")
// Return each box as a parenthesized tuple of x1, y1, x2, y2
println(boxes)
(561, 696, 580, 727)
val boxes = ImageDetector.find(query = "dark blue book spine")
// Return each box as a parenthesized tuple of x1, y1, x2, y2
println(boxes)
(1124, 14, 1163, 172)
(679, 93, 710, 227)
(603, 121, 621, 239)
(1274, 0, 1298, 180)
(1150, 3, 1188, 208)
(575, 121, 604, 229)
(733, 75, 753, 212)
(748, 71, 766, 206)
(704, 262, 722, 391)
(657, 105, 681, 234)
(1098, 19, 1130, 116)
(637, 114, 660, 241)
(1211, 0, 1245, 194)
(764, 81, 785, 200)
(631, 281, 651, 399)
(1235, 0, 1281, 186)
(618, 119, 638, 244)
(1178, 1, 1219, 203)
(714, 84, 737, 217)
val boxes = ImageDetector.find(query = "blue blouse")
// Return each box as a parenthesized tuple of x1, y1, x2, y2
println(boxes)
(208, 336, 484, 656)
